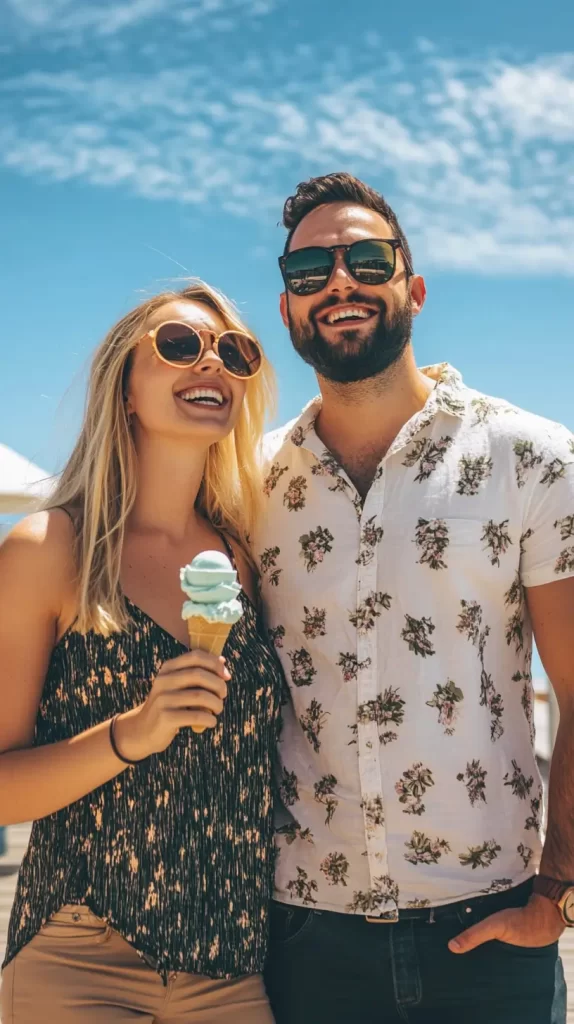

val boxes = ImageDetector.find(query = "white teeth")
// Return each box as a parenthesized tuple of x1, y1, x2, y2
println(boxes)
(178, 388, 224, 406)
(326, 307, 372, 325)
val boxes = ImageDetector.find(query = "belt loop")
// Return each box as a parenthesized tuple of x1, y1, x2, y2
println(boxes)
(429, 907, 435, 924)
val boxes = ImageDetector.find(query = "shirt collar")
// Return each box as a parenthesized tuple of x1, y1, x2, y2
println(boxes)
(421, 362, 467, 419)
(288, 363, 467, 455)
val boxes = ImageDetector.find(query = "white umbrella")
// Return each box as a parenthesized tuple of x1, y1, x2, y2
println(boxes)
(0, 443, 54, 514)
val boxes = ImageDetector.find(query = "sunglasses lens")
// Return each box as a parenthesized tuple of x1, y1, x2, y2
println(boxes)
(218, 333, 262, 378)
(283, 247, 334, 295)
(155, 322, 202, 364)
(347, 240, 396, 285)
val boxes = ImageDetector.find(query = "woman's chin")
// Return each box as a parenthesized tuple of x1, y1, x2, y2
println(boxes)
(177, 413, 237, 446)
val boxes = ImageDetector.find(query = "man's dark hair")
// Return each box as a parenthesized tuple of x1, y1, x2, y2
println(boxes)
(282, 171, 413, 273)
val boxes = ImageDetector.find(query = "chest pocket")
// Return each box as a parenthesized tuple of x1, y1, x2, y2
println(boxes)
(414, 516, 518, 579)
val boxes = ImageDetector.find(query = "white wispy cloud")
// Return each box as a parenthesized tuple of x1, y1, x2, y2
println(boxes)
(4, 0, 277, 36)
(1, 10, 573, 274)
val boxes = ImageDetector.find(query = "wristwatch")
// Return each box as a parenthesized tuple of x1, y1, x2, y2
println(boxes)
(532, 874, 574, 926)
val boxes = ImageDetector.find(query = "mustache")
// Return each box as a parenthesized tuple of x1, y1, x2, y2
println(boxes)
(310, 292, 387, 323)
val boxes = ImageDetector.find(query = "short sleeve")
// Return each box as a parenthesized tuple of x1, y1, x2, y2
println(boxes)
(520, 423, 574, 588)
(261, 419, 298, 471)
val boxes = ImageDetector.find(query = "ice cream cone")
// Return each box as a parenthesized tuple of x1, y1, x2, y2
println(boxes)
(187, 617, 233, 733)
(180, 550, 244, 736)
(187, 617, 232, 658)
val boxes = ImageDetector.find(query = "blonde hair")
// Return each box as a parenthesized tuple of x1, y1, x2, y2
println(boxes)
(48, 281, 275, 635)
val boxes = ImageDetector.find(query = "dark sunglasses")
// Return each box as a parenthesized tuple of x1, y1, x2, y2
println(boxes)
(279, 238, 413, 297)
(144, 321, 263, 379)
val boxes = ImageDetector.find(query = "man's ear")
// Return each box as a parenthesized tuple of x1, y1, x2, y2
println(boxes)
(409, 274, 427, 317)
(279, 291, 290, 329)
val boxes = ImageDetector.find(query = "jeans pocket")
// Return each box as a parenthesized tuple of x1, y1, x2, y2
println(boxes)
(38, 905, 112, 944)
(269, 903, 316, 947)
(492, 939, 559, 957)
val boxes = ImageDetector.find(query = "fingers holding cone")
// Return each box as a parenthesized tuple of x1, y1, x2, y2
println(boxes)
(186, 619, 232, 733)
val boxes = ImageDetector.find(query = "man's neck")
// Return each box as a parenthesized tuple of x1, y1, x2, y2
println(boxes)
(314, 348, 435, 498)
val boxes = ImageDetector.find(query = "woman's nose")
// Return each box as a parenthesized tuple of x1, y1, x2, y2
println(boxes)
(196, 348, 223, 374)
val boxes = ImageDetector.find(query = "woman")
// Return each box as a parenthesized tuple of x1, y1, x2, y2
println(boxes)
(0, 282, 282, 1023)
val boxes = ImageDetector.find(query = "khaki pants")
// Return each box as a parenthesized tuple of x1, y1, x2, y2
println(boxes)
(0, 905, 274, 1023)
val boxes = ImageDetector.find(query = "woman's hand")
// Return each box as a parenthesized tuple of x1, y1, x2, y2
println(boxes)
(114, 650, 231, 760)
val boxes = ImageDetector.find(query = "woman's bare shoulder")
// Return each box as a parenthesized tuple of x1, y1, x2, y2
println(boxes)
(2, 507, 75, 551)
(0, 508, 77, 597)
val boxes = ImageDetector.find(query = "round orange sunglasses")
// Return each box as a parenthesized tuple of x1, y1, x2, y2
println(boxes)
(145, 320, 263, 379)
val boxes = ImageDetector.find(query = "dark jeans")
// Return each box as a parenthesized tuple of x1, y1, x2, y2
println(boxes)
(265, 881, 566, 1024)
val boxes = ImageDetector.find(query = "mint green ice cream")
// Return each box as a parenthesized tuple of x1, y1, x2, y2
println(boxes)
(180, 550, 243, 625)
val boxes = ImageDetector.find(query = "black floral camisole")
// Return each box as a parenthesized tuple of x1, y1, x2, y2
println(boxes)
(3, 556, 284, 981)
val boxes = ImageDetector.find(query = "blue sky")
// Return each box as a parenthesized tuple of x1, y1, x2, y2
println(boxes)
(1, 0, 573, 473)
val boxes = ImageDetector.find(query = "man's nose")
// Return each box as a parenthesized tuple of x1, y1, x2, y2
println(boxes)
(326, 252, 355, 294)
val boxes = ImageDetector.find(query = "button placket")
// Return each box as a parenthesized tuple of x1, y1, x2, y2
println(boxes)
(357, 473, 389, 889)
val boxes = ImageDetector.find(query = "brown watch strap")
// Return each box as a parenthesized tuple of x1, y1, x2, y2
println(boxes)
(533, 874, 570, 902)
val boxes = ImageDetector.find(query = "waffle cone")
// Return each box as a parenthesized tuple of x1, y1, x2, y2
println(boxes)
(186, 616, 232, 656)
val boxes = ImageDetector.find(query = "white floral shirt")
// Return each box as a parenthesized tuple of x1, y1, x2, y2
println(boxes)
(253, 364, 574, 917)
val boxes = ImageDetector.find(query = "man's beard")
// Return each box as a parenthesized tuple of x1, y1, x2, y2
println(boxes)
(287, 293, 413, 384)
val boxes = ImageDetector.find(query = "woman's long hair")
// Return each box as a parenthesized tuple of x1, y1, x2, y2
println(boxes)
(47, 281, 275, 635)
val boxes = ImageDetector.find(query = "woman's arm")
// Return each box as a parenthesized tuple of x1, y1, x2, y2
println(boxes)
(0, 510, 133, 825)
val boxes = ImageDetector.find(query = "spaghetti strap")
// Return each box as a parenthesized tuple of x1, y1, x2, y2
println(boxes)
(52, 507, 80, 637)
(55, 505, 75, 524)
(218, 531, 237, 569)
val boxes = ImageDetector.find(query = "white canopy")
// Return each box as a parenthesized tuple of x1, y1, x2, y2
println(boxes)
(0, 443, 53, 514)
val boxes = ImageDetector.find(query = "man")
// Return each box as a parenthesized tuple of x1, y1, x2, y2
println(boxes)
(255, 172, 574, 1023)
